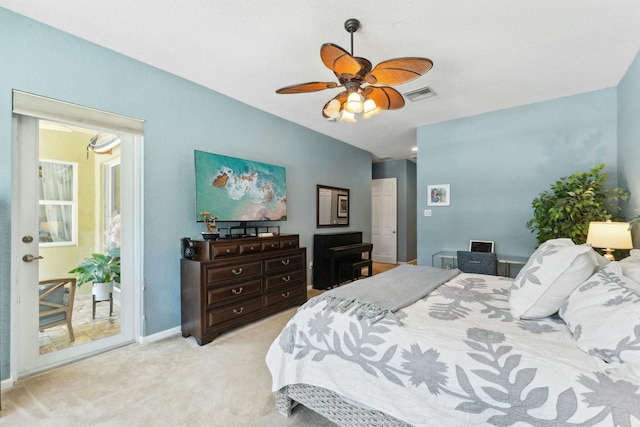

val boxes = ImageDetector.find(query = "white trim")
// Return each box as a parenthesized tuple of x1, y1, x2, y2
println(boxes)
(10, 102, 144, 379)
(1, 376, 15, 391)
(138, 327, 181, 345)
(12, 90, 144, 135)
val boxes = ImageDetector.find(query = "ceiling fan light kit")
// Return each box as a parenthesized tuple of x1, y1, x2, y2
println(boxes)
(276, 18, 433, 123)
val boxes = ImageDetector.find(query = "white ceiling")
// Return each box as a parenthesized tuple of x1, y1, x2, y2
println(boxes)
(3, 1, 640, 161)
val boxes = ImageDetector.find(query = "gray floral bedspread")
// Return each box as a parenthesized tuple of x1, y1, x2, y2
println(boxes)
(266, 268, 640, 427)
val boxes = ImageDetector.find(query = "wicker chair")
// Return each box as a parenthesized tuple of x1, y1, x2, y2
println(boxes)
(456, 251, 498, 275)
(39, 278, 76, 341)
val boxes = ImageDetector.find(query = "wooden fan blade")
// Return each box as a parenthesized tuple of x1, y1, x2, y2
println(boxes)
(276, 81, 339, 94)
(365, 57, 433, 85)
(321, 43, 365, 79)
(361, 86, 405, 110)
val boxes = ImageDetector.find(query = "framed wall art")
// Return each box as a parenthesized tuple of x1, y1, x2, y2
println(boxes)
(337, 194, 349, 218)
(427, 184, 450, 206)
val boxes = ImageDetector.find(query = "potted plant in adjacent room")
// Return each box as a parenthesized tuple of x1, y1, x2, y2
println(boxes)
(526, 164, 630, 246)
(69, 252, 121, 301)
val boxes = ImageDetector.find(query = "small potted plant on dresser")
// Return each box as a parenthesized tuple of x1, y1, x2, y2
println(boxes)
(69, 253, 121, 314)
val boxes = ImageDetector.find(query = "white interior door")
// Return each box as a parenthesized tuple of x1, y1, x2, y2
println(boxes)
(318, 188, 332, 225)
(372, 178, 397, 264)
(12, 112, 141, 379)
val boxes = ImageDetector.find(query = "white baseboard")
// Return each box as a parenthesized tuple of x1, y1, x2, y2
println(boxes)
(138, 326, 181, 344)
(1, 376, 14, 391)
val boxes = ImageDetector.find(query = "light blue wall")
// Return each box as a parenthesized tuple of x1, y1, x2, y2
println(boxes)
(618, 51, 640, 244)
(416, 89, 619, 268)
(0, 9, 372, 379)
(372, 160, 417, 262)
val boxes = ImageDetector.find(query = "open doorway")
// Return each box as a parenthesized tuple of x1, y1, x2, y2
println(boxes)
(37, 122, 122, 354)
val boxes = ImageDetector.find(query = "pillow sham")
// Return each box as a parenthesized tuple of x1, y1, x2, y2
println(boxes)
(559, 262, 640, 368)
(619, 249, 640, 286)
(509, 238, 595, 319)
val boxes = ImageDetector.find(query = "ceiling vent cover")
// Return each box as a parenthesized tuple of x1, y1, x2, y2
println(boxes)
(404, 86, 437, 102)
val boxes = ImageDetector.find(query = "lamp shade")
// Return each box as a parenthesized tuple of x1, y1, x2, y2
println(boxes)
(587, 221, 633, 261)
(340, 110, 356, 123)
(323, 99, 341, 119)
(344, 92, 364, 114)
(362, 99, 381, 119)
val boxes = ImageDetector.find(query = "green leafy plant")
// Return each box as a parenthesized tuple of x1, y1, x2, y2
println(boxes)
(69, 253, 121, 286)
(526, 164, 630, 246)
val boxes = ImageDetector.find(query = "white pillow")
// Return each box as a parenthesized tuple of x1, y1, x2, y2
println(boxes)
(559, 262, 640, 368)
(619, 249, 640, 286)
(588, 248, 610, 271)
(509, 238, 595, 319)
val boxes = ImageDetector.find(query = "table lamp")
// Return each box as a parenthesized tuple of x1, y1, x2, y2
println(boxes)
(586, 221, 633, 261)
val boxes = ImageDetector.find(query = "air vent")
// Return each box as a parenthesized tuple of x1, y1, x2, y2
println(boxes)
(404, 86, 437, 102)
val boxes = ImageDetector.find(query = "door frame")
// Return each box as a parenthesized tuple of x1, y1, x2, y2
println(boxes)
(9, 111, 144, 381)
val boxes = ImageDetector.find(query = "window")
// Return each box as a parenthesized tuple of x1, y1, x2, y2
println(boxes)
(39, 160, 78, 246)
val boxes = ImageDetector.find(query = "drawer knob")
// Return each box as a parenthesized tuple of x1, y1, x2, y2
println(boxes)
(281, 259, 290, 266)
(250, 246, 255, 250)
(232, 287, 243, 295)
(282, 275, 291, 282)
(232, 268, 243, 275)
(226, 249, 231, 253)
(270, 243, 275, 248)
(233, 307, 244, 315)
(281, 292, 290, 298)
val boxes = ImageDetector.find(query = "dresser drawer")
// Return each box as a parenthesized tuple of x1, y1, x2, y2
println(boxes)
(264, 270, 304, 291)
(264, 253, 303, 273)
(262, 240, 281, 252)
(206, 261, 262, 284)
(264, 285, 305, 309)
(207, 278, 262, 306)
(239, 241, 261, 255)
(279, 236, 299, 249)
(207, 296, 262, 327)
(212, 242, 241, 257)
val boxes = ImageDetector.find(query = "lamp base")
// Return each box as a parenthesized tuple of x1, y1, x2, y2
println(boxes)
(603, 248, 615, 262)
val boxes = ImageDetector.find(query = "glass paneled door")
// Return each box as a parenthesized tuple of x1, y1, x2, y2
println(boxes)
(14, 113, 138, 378)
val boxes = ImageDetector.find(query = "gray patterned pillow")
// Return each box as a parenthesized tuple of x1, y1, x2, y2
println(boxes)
(559, 262, 640, 368)
(509, 238, 595, 319)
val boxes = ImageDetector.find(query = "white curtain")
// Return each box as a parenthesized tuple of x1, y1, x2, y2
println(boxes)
(39, 161, 73, 243)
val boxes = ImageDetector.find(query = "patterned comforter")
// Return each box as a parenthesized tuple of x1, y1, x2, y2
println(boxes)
(266, 266, 640, 427)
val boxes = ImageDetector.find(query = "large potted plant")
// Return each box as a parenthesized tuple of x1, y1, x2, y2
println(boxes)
(526, 164, 630, 246)
(69, 253, 121, 301)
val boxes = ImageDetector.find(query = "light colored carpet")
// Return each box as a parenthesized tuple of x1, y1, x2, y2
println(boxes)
(1, 264, 406, 426)
(0, 304, 337, 427)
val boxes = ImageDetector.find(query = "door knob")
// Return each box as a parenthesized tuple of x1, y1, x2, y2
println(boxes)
(23, 254, 44, 262)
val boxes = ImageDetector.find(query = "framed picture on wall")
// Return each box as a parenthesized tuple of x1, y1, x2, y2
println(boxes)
(427, 184, 450, 206)
(337, 194, 349, 217)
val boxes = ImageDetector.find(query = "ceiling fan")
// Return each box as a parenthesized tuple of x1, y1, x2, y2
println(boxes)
(276, 18, 433, 122)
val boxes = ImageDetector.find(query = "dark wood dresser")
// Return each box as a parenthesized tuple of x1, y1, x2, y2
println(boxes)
(180, 234, 306, 345)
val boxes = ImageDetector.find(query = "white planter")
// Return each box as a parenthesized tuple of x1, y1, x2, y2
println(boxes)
(93, 281, 114, 301)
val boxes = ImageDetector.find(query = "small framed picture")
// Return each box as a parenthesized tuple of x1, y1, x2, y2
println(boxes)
(337, 194, 349, 218)
(427, 184, 450, 206)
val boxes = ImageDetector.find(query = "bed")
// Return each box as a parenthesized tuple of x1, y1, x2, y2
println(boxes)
(266, 239, 640, 427)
